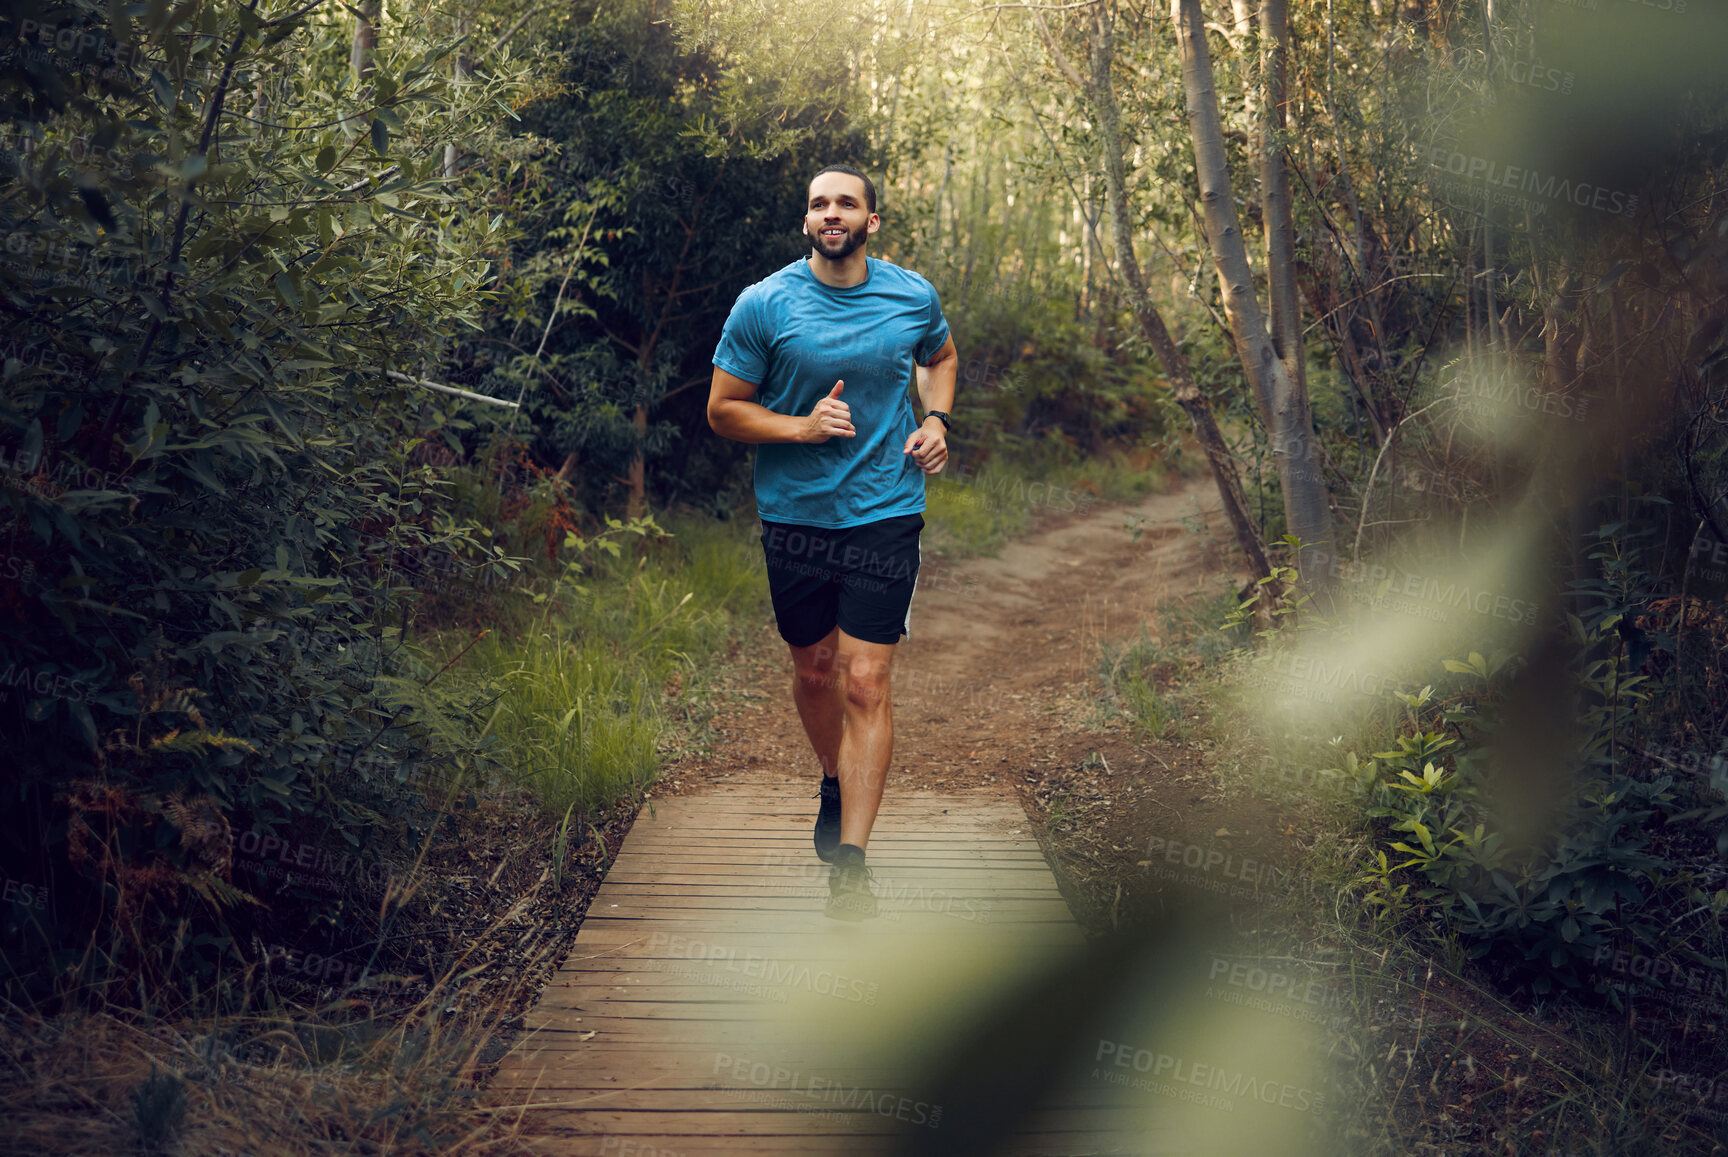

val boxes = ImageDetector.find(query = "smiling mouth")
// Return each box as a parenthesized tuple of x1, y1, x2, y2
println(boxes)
(820, 228, 846, 238)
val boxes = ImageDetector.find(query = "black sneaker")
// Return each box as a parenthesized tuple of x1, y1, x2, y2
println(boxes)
(826, 844, 877, 921)
(814, 775, 842, 863)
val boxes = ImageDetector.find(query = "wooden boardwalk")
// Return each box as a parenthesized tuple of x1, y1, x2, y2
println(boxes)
(489, 773, 1159, 1156)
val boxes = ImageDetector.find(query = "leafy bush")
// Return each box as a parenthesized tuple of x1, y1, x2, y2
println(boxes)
(1335, 642, 1719, 996)
(0, 0, 551, 1009)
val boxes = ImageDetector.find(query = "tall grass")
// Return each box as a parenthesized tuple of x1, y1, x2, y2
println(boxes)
(451, 513, 766, 820)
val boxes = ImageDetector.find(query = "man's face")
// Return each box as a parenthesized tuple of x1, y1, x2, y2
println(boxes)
(805, 173, 878, 261)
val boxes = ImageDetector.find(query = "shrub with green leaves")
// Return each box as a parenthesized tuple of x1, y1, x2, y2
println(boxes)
(0, 0, 555, 1008)
(1336, 646, 1718, 997)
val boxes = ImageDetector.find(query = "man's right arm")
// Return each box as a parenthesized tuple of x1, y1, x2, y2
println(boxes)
(707, 367, 855, 445)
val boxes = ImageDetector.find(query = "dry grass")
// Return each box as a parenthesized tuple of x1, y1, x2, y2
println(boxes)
(0, 781, 637, 1157)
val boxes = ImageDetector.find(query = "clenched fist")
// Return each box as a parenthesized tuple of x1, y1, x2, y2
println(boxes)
(804, 380, 856, 442)
(903, 415, 948, 474)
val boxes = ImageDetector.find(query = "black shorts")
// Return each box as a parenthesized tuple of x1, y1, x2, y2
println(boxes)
(759, 513, 924, 647)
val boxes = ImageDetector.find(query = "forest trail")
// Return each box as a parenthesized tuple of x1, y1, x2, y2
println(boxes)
(487, 473, 1241, 1154)
(674, 468, 1237, 802)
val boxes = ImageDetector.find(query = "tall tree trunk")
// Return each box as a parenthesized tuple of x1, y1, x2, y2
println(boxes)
(1074, 3, 1272, 583)
(443, 15, 472, 180)
(1258, 0, 1303, 397)
(351, 0, 380, 81)
(1227, 0, 1259, 174)
(1173, 0, 1332, 588)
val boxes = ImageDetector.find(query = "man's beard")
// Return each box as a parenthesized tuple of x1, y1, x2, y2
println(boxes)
(808, 221, 867, 261)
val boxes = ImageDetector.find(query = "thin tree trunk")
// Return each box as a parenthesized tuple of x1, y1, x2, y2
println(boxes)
(1080, 3, 1272, 582)
(627, 404, 646, 519)
(1258, 0, 1303, 396)
(444, 15, 472, 180)
(351, 0, 380, 80)
(1173, 0, 1332, 587)
(1228, 0, 1259, 174)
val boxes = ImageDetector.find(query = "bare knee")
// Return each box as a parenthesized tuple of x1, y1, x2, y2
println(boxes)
(842, 663, 891, 713)
(792, 642, 839, 693)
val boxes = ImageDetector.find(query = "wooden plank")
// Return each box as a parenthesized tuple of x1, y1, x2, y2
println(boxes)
(489, 781, 1098, 1153)
(505, 1110, 1160, 1143)
(512, 1134, 905, 1156)
(598, 876, 1065, 892)
(575, 894, 1077, 914)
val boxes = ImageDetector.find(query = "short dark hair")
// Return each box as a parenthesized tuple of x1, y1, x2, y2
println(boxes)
(809, 164, 876, 214)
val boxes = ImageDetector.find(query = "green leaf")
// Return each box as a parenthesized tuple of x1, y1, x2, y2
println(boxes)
(149, 69, 177, 113)
(316, 144, 337, 173)
(370, 118, 389, 157)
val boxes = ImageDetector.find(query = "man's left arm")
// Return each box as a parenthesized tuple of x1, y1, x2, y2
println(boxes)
(904, 333, 957, 474)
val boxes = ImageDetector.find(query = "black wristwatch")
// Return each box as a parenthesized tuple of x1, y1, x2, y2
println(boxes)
(925, 410, 952, 431)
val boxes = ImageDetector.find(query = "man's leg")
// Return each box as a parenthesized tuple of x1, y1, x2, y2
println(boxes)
(832, 629, 897, 850)
(788, 625, 843, 778)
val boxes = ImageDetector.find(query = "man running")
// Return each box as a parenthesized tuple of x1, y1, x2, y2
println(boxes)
(707, 163, 957, 920)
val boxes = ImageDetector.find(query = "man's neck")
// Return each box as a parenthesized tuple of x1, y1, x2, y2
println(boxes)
(805, 249, 869, 288)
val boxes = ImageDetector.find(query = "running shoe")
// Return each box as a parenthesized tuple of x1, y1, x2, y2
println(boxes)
(826, 846, 877, 921)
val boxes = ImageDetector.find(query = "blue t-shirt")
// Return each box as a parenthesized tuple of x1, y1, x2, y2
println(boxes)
(712, 256, 950, 529)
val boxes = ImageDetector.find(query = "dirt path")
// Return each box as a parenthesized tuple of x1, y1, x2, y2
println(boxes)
(662, 472, 1252, 929)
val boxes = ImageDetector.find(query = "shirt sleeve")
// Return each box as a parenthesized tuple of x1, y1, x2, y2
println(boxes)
(712, 286, 770, 385)
(913, 278, 951, 365)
